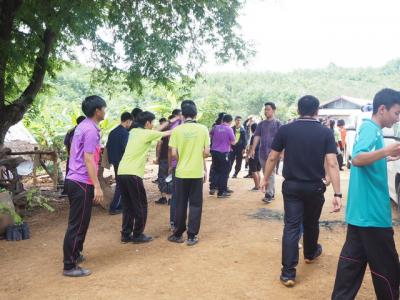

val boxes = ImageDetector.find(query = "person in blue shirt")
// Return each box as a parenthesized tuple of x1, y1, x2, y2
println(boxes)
(332, 88, 400, 300)
(106, 112, 133, 214)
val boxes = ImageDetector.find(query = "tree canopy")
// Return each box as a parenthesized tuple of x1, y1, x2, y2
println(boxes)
(0, 0, 251, 144)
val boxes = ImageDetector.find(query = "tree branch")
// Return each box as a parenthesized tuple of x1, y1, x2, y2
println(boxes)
(14, 28, 56, 110)
(0, 0, 23, 107)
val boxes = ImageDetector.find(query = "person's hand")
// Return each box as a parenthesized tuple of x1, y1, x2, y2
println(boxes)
(249, 148, 255, 159)
(242, 149, 246, 156)
(331, 196, 342, 213)
(322, 177, 331, 186)
(93, 185, 103, 204)
(387, 155, 400, 162)
(260, 177, 269, 193)
(384, 143, 400, 157)
(203, 171, 207, 184)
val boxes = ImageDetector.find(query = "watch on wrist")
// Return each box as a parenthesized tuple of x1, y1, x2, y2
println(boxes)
(334, 193, 342, 198)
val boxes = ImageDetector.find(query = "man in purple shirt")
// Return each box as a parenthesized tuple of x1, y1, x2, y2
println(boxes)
(210, 114, 236, 198)
(250, 102, 281, 203)
(63, 95, 107, 277)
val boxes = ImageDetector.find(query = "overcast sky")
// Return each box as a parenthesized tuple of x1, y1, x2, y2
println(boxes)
(202, 0, 400, 72)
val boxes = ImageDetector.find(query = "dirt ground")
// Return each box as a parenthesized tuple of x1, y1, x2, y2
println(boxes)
(1, 166, 399, 300)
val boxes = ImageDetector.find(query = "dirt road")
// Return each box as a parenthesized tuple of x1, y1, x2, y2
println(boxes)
(1, 169, 398, 300)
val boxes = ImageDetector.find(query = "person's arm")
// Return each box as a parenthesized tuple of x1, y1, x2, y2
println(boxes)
(84, 153, 103, 204)
(203, 146, 210, 158)
(325, 153, 341, 212)
(261, 150, 281, 188)
(154, 140, 162, 164)
(250, 136, 260, 158)
(171, 147, 178, 161)
(203, 159, 208, 183)
(161, 130, 172, 137)
(352, 143, 400, 166)
(167, 147, 173, 174)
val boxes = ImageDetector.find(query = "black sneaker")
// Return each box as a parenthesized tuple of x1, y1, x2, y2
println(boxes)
(280, 275, 295, 287)
(305, 244, 322, 263)
(168, 234, 184, 243)
(217, 192, 231, 198)
(63, 266, 91, 277)
(186, 236, 199, 246)
(121, 235, 134, 244)
(227, 189, 234, 193)
(109, 209, 122, 215)
(262, 197, 272, 204)
(244, 174, 252, 178)
(232, 174, 237, 179)
(209, 189, 216, 196)
(132, 234, 154, 244)
(155, 197, 167, 205)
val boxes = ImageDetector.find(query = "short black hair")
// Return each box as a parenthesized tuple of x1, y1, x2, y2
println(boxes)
(329, 119, 336, 129)
(298, 95, 320, 116)
(215, 112, 226, 125)
(121, 112, 133, 122)
(222, 114, 233, 123)
(131, 108, 143, 119)
(76, 116, 86, 124)
(181, 100, 197, 118)
(159, 117, 167, 124)
(172, 109, 181, 116)
(251, 123, 257, 133)
(235, 116, 242, 120)
(168, 115, 175, 120)
(136, 111, 156, 127)
(264, 102, 276, 110)
(337, 119, 345, 126)
(81, 95, 107, 117)
(373, 88, 400, 114)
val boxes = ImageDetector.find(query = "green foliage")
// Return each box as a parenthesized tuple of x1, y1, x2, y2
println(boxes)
(3, 0, 251, 103)
(0, 202, 23, 225)
(23, 59, 400, 153)
(25, 188, 54, 213)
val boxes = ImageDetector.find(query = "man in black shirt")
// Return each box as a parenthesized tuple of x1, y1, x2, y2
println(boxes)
(261, 95, 342, 287)
(229, 116, 247, 178)
(106, 112, 133, 214)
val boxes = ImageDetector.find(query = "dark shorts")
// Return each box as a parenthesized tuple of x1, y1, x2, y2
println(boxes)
(249, 158, 261, 173)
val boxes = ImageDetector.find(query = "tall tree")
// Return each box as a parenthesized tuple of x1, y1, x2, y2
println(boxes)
(0, 0, 251, 144)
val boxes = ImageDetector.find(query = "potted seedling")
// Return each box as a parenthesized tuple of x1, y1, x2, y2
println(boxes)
(1, 204, 23, 241)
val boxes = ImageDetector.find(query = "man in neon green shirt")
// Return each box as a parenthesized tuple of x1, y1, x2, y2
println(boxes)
(168, 100, 210, 246)
(118, 111, 172, 244)
(332, 88, 400, 300)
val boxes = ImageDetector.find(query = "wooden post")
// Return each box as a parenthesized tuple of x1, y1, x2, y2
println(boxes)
(52, 152, 58, 191)
(33, 147, 39, 187)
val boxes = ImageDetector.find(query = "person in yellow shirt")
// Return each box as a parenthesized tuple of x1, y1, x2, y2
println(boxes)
(168, 100, 210, 246)
(117, 111, 172, 244)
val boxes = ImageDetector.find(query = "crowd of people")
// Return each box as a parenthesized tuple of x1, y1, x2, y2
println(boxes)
(60, 89, 400, 300)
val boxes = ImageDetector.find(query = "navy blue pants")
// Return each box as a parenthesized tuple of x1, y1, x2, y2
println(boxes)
(281, 180, 325, 279)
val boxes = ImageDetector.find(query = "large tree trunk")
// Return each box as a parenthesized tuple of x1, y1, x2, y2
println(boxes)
(0, 28, 56, 145)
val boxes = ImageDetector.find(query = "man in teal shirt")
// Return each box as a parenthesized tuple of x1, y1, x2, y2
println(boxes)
(332, 88, 400, 300)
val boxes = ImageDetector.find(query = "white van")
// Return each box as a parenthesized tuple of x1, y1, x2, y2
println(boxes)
(346, 111, 400, 206)
(345, 111, 372, 169)
(383, 123, 400, 205)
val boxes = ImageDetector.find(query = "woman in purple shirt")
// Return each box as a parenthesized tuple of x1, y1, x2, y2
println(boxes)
(210, 114, 236, 198)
